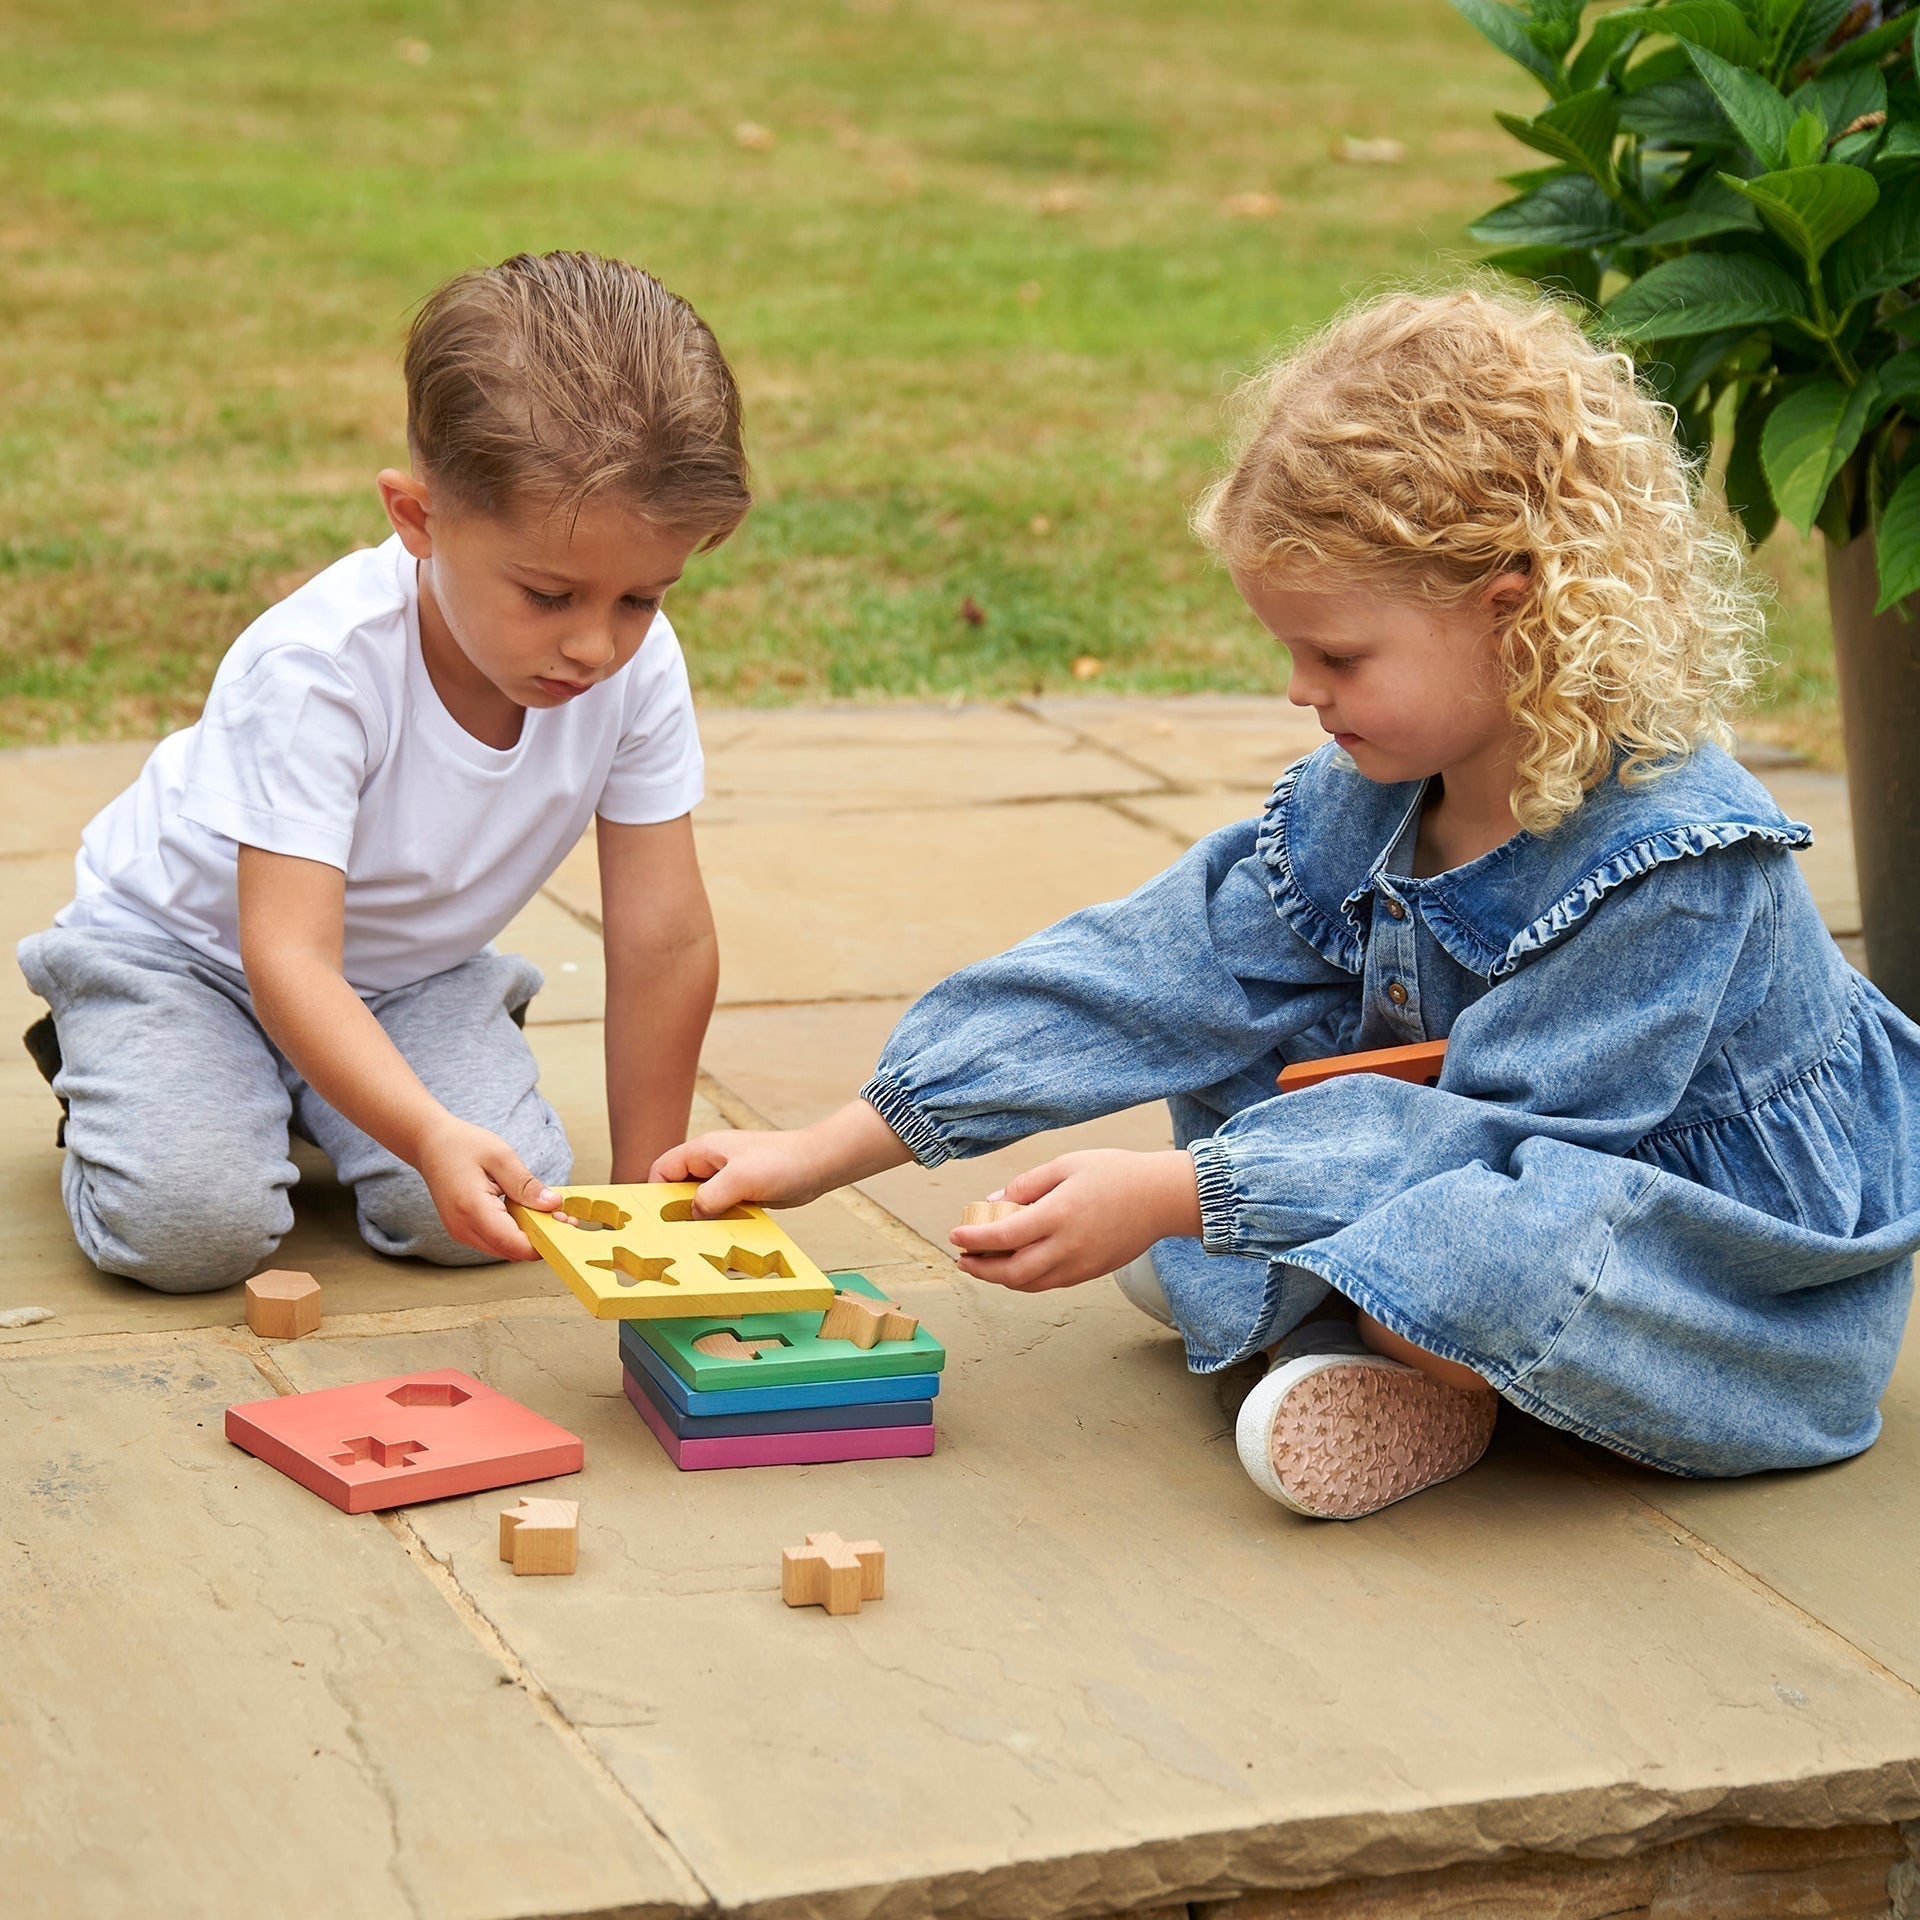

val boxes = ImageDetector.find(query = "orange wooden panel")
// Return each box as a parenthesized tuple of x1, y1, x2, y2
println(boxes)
(1277, 1037, 1449, 1094)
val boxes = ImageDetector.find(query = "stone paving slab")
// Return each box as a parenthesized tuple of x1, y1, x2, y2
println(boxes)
(545, 800, 1187, 1007)
(1, 700, 1914, 1920)
(701, 703, 1162, 810)
(0, 1336, 699, 1920)
(263, 1301, 1920, 1920)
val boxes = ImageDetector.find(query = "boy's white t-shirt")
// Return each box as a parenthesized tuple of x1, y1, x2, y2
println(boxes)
(59, 536, 704, 993)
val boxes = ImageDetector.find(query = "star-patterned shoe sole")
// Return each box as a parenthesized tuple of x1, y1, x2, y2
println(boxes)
(1235, 1352, 1498, 1520)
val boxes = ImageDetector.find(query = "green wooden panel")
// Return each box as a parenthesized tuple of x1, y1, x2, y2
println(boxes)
(633, 1272, 948, 1390)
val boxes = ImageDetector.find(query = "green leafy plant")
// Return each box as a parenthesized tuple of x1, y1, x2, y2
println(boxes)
(1456, 0, 1920, 606)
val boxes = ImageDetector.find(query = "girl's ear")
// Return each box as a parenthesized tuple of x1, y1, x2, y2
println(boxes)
(376, 470, 435, 558)
(1478, 568, 1532, 625)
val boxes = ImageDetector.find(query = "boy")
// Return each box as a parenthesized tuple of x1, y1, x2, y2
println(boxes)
(18, 251, 748, 1292)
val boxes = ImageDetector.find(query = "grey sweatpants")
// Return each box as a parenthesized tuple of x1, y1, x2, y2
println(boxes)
(17, 926, 573, 1294)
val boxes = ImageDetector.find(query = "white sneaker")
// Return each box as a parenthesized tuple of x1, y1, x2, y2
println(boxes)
(1236, 1349, 1497, 1520)
(1112, 1253, 1175, 1327)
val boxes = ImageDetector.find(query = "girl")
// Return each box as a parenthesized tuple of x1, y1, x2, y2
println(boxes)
(654, 288, 1920, 1520)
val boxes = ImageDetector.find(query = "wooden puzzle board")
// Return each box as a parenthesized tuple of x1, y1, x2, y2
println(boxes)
(620, 1350, 932, 1438)
(622, 1368, 938, 1470)
(225, 1368, 582, 1514)
(510, 1182, 839, 1320)
(617, 1320, 943, 1417)
(629, 1271, 948, 1389)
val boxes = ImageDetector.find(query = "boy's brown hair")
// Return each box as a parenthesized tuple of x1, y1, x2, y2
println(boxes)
(404, 251, 750, 546)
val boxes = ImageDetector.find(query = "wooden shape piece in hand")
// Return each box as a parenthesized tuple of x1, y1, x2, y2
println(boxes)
(960, 1200, 1024, 1226)
(781, 1530, 885, 1614)
(245, 1270, 322, 1340)
(499, 1496, 580, 1575)
(817, 1289, 919, 1350)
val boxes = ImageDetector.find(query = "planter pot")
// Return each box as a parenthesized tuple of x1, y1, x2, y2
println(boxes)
(1824, 532, 1920, 1019)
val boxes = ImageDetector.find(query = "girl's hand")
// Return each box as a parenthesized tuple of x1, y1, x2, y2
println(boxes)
(649, 1128, 836, 1214)
(948, 1148, 1202, 1293)
(650, 1100, 912, 1216)
(417, 1116, 563, 1261)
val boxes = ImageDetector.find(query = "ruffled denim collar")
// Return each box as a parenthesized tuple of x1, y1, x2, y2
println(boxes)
(1255, 742, 1813, 981)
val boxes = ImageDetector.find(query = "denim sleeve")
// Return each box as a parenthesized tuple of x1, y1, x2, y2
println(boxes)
(861, 822, 1359, 1164)
(1189, 842, 1780, 1257)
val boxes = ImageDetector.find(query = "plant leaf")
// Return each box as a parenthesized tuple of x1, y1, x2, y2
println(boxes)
(1608, 1, 1766, 63)
(1496, 87, 1622, 182)
(1617, 75, 1736, 145)
(1687, 42, 1797, 167)
(1485, 245, 1604, 302)
(1826, 171, 1920, 306)
(1470, 171, 1628, 246)
(1617, 172, 1764, 245)
(1874, 462, 1920, 609)
(1760, 373, 1880, 532)
(1521, 0, 1589, 61)
(1786, 107, 1830, 165)
(1785, 0, 1855, 67)
(1603, 250, 1809, 337)
(1569, 11, 1641, 89)
(1725, 384, 1781, 544)
(1447, 0, 1571, 95)
(1722, 162, 1879, 266)
(1793, 63, 1885, 139)
(1876, 118, 1920, 164)
(1645, 326, 1751, 404)
(1876, 349, 1920, 410)
(1819, 6, 1917, 70)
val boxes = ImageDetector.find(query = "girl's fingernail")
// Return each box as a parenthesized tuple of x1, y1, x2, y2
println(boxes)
(987, 1188, 1006, 1201)
(537, 1187, 559, 1205)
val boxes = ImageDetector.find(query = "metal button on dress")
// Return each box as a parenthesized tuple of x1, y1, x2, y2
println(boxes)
(1384, 899, 1407, 920)
(1387, 981, 1409, 1006)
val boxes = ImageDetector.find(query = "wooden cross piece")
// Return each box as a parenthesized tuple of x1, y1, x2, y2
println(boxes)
(781, 1531, 885, 1615)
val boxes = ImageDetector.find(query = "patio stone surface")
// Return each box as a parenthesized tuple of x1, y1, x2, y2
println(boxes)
(2, 698, 1914, 1920)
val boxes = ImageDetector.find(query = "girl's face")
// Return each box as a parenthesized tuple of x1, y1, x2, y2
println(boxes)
(1232, 568, 1528, 788)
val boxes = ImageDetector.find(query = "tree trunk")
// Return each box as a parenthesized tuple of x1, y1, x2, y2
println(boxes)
(1824, 532, 1920, 1018)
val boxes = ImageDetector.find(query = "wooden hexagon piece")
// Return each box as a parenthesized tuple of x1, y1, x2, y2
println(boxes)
(244, 1270, 322, 1340)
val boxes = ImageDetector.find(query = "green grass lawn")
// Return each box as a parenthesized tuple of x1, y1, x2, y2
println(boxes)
(0, 0, 1838, 757)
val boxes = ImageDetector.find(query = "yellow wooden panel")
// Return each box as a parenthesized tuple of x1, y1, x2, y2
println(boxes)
(509, 1183, 838, 1321)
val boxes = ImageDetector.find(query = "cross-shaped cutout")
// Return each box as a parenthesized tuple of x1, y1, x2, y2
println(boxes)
(588, 1247, 679, 1287)
(703, 1245, 794, 1282)
(330, 1434, 426, 1470)
(817, 1289, 919, 1350)
(780, 1531, 885, 1615)
(691, 1328, 791, 1362)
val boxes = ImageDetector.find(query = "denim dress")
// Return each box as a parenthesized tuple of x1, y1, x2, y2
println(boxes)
(861, 742, 1920, 1477)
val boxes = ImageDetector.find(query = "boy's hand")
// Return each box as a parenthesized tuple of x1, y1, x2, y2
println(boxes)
(947, 1148, 1202, 1293)
(649, 1128, 837, 1214)
(417, 1116, 564, 1261)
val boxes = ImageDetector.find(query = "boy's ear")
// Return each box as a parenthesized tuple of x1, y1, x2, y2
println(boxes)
(376, 469, 435, 558)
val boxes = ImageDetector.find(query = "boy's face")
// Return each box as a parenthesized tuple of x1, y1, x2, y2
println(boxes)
(379, 474, 701, 712)
(1231, 568, 1527, 788)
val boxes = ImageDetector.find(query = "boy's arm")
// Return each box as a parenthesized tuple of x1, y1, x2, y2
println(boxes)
(237, 845, 559, 1260)
(597, 814, 719, 1180)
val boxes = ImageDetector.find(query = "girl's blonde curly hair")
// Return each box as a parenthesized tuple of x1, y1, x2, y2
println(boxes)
(1193, 286, 1763, 833)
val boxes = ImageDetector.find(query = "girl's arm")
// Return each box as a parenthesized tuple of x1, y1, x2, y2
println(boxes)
(956, 843, 1790, 1292)
(654, 820, 1354, 1213)
(237, 845, 561, 1259)
(597, 814, 719, 1179)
